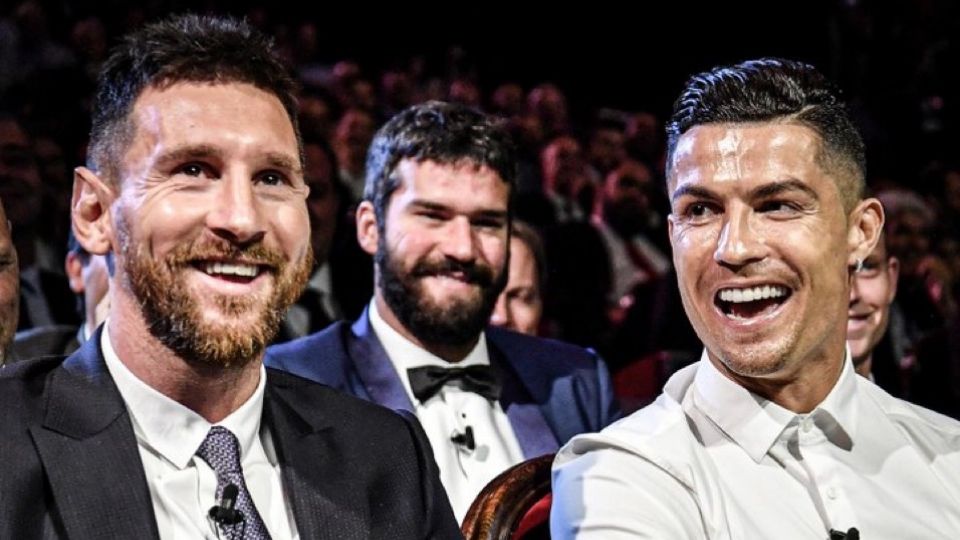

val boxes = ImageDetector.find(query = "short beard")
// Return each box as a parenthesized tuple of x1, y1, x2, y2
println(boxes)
(117, 212, 312, 369)
(377, 234, 506, 348)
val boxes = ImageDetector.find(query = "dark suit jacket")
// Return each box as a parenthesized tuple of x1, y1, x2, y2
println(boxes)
(0, 329, 462, 539)
(265, 309, 621, 458)
(11, 324, 82, 362)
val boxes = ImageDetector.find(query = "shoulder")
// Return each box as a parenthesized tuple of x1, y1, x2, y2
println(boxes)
(0, 356, 67, 426)
(264, 321, 352, 380)
(487, 326, 603, 372)
(860, 378, 960, 449)
(550, 370, 708, 539)
(265, 367, 411, 435)
(555, 363, 701, 485)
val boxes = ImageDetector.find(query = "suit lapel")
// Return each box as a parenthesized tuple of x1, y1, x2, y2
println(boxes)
(346, 310, 414, 411)
(30, 332, 160, 540)
(488, 334, 560, 458)
(264, 372, 370, 540)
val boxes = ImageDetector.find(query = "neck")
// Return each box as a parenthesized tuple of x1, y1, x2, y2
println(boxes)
(108, 289, 261, 423)
(374, 293, 476, 363)
(854, 353, 873, 378)
(711, 338, 846, 414)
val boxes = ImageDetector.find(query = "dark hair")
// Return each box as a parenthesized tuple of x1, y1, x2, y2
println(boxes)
(511, 220, 548, 295)
(665, 58, 865, 209)
(364, 100, 517, 221)
(88, 14, 300, 182)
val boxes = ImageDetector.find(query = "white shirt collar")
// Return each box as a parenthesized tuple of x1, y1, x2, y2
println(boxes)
(367, 299, 490, 402)
(693, 346, 859, 463)
(101, 322, 268, 470)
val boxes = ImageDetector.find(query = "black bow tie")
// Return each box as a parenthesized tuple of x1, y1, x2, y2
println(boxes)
(406, 365, 501, 403)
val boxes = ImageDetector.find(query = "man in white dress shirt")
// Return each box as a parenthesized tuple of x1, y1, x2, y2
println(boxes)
(552, 58, 960, 539)
(0, 14, 459, 540)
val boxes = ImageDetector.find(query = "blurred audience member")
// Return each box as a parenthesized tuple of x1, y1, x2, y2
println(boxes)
(490, 221, 546, 336)
(334, 107, 377, 201)
(0, 199, 19, 364)
(276, 138, 372, 342)
(13, 232, 109, 359)
(541, 135, 593, 223)
(0, 114, 76, 331)
(848, 231, 900, 379)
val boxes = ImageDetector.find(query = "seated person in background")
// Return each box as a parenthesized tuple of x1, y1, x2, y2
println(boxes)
(552, 58, 960, 539)
(847, 231, 899, 380)
(489, 220, 546, 336)
(12, 231, 110, 359)
(0, 199, 19, 364)
(0, 114, 77, 332)
(275, 136, 372, 342)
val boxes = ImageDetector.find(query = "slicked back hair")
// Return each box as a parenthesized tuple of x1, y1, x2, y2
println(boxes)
(665, 58, 865, 210)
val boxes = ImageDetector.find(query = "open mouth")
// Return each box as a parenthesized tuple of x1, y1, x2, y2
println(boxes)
(191, 261, 266, 284)
(715, 285, 791, 321)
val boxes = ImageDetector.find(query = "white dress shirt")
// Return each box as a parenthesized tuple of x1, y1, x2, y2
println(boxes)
(552, 349, 960, 539)
(101, 325, 299, 539)
(368, 300, 525, 522)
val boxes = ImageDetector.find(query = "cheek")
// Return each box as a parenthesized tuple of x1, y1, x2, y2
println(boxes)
(480, 235, 508, 267)
(274, 205, 311, 255)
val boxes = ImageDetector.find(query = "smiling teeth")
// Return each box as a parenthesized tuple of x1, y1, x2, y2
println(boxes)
(719, 285, 787, 303)
(204, 262, 258, 277)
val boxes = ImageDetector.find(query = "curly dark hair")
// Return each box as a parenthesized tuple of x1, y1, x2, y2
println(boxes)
(363, 100, 517, 222)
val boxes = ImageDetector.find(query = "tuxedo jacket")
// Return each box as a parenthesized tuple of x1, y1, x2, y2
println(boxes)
(265, 309, 621, 459)
(0, 329, 462, 539)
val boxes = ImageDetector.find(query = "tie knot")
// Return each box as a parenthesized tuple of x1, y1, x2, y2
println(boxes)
(196, 426, 243, 475)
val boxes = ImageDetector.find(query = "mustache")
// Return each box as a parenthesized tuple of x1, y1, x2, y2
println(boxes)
(165, 238, 287, 270)
(410, 257, 495, 287)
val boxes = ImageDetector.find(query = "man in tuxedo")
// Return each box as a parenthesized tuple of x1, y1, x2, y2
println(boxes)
(267, 101, 621, 521)
(0, 15, 459, 539)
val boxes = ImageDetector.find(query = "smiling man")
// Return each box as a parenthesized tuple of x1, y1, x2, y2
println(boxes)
(0, 15, 459, 539)
(552, 59, 960, 539)
(847, 231, 899, 379)
(267, 101, 620, 521)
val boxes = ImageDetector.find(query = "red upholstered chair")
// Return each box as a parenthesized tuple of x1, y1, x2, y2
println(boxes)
(461, 453, 555, 540)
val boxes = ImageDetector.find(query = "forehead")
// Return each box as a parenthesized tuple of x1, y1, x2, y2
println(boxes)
(669, 123, 833, 196)
(127, 82, 299, 163)
(392, 159, 509, 205)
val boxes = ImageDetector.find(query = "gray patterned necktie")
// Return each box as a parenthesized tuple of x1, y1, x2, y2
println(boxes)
(195, 426, 272, 539)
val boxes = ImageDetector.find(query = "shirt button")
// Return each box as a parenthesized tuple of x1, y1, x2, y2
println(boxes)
(826, 487, 837, 500)
(801, 418, 813, 432)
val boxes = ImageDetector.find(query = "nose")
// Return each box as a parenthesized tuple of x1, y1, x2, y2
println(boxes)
(713, 205, 768, 267)
(441, 216, 478, 263)
(849, 273, 863, 308)
(206, 173, 266, 246)
(490, 294, 511, 328)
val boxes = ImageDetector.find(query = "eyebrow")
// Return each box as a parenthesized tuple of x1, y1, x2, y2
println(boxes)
(670, 184, 718, 204)
(751, 179, 820, 202)
(263, 152, 302, 175)
(155, 145, 302, 175)
(671, 178, 820, 204)
(409, 200, 509, 220)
